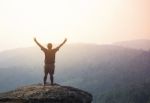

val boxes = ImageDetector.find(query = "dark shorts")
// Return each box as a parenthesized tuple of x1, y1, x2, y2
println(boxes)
(44, 64, 55, 75)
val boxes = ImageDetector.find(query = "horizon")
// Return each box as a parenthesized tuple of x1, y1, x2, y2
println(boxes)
(0, 0, 150, 51)
(0, 38, 149, 52)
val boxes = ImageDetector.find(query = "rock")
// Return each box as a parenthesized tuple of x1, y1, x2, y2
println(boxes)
(0, 83, 92, 103)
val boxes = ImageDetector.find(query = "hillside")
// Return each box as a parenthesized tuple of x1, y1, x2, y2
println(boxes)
(0, 43, 150, 103)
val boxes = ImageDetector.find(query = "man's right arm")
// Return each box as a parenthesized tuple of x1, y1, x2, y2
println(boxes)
(34, 38, 46, 50)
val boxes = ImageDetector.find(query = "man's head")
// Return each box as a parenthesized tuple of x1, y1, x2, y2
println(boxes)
(47, 43, 52, 49)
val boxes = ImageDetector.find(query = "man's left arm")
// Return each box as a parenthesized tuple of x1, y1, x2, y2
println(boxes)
(55, 38, 67, 50)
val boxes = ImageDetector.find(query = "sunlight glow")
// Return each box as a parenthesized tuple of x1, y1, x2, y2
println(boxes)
(0, 0, 150, 51)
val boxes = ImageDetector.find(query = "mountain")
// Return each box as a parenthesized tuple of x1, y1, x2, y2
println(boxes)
(98, 82, 150, 103)
(0, 83, 92, 103)
(0, 43, 150, 103)
(114, 39, 150, 51)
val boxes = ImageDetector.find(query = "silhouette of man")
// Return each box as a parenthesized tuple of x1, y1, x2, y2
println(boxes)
(34, 37, 67, 85)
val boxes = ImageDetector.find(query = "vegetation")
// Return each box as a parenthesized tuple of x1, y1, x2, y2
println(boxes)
(98, 83, 150, 103)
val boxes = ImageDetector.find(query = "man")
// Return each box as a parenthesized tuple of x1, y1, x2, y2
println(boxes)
(34, 37, 67, 85)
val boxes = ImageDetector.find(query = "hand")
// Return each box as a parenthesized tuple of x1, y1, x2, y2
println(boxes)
(64, 38, 67, 42)
(34, 37, 37, 42)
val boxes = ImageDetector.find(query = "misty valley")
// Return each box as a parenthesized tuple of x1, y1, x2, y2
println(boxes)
(0, 39, 150, 103)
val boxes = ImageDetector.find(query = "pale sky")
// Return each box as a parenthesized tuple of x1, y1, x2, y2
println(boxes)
(0, 0, 150, 51)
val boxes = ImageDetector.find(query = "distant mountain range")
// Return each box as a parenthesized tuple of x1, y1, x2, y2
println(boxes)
(0, 39, 150, 103)
(114, 39, 150, 51)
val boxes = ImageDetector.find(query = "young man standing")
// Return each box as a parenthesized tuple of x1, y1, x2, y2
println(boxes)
(34, 37, 67, 85)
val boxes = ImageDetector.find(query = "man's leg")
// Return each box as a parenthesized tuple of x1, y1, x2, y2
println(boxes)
(44, 73, 48, 85)
(50, 64, 55, 85)
(44, 65, 49, 86)
(50, 74, 54, 85)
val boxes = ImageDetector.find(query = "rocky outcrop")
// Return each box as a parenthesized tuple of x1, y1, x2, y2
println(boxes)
(0, 83, 92, 103)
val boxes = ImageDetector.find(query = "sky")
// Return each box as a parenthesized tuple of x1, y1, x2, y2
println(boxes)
(0, 0, 150, 51)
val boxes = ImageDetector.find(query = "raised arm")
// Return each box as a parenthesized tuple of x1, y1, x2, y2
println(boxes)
(34, 37, 46, 50)
(56, 38, 67, 50)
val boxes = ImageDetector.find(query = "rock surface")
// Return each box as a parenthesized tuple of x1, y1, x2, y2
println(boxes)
(0, 83, 92, 103)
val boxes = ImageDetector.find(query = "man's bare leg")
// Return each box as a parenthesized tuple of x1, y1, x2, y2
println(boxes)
(43, 73, 48, 86)
(50, 74, 54, 85)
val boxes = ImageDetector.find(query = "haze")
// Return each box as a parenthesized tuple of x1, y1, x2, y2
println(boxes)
(0, 0, 150, 51)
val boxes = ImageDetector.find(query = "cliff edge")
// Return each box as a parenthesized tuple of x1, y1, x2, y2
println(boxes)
(0, 83, 92, 103)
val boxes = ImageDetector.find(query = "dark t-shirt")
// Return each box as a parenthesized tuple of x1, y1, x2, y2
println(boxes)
(41, 47, 59, 64)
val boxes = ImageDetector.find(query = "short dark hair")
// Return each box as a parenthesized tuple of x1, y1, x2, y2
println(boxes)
(47, 43, 52, 49)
